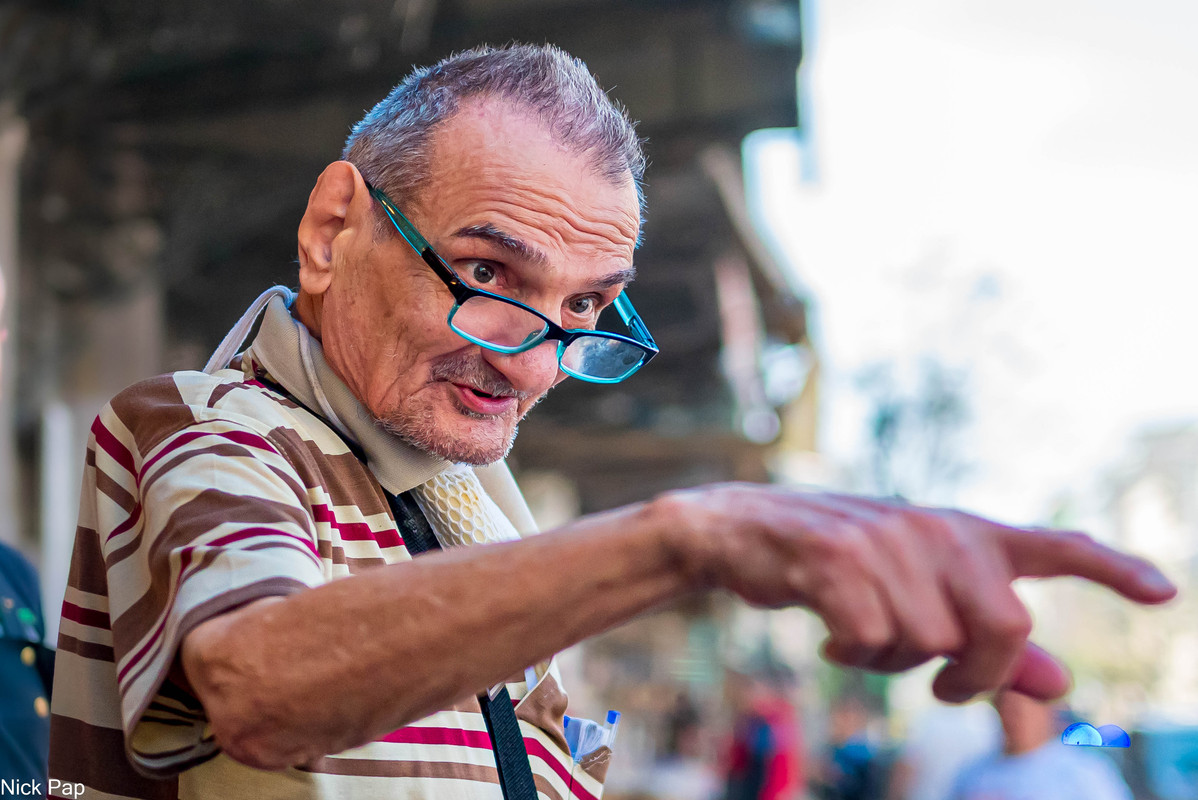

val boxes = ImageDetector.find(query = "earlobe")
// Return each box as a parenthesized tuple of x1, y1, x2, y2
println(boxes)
(296, 161, 370, 296)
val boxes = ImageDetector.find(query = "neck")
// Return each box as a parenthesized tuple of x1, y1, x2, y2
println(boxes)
(295, 290, 321, 339)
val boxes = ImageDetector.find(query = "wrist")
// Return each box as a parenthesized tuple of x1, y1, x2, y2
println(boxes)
(643, 489, 723, 592)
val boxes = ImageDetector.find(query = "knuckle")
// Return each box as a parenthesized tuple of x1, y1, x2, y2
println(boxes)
(839, 615, 892, 652)
(913, 625, 965, 657)
(648, 488, 698, 520)
(906, 508, 965, 551)
(990, 607, 1034, 643)
(825, 523, 871, 564)
(1061, 530, 1095, 551)
(855, 626, 892, 653)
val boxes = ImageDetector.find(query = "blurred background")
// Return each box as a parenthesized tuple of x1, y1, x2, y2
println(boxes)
(2, 0, 1197, 797)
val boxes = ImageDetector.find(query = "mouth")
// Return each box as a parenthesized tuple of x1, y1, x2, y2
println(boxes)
(449, 382, 518, 416)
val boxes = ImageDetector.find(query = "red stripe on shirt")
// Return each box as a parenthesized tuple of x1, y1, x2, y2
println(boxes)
(140, 428, 281, 479)
(105, 503, 142, 544)
(377, 725, 493, 750)
(311, 503, 404, 549)
(526, 736, 594, 800)
(61, 600, 112, 630)
(91, 417, 137, 476)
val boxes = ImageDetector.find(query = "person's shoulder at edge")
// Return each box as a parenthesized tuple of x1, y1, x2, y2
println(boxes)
(0, 540, 41, 610)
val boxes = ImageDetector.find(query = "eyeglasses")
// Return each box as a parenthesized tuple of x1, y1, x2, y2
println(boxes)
(367, 183, 658, 384)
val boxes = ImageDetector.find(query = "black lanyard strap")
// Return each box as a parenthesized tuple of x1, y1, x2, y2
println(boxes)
(254, 375, 540, 798)
(384, 490, 539, 800)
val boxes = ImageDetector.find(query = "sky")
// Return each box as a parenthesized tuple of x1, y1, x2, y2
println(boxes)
(748, 0, 1198, 526)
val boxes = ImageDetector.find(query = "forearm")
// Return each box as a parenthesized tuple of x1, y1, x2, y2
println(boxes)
(182, 495, 696, 768)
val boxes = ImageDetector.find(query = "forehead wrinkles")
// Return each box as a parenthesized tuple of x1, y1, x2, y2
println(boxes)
(454, 165, 637, 247)
(420, 109, 640, 260)
(479, 194, 635, 262)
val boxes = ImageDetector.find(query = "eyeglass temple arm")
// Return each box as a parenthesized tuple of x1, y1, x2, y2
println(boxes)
(367, 185, 466, 295)
(613, 293, 658, 352)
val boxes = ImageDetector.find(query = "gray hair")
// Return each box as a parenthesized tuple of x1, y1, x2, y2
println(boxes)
(342, 43, 646, 236)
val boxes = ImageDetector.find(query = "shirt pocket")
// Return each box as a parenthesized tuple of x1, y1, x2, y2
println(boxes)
(513, 663, 610, 799)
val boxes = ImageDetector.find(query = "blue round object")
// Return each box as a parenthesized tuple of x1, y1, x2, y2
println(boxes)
(1061, 722, 1103, 746)
(1097, 724, 1130, 748)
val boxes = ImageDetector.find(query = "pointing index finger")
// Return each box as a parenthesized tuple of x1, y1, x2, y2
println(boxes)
(995, 524, 1177, 604)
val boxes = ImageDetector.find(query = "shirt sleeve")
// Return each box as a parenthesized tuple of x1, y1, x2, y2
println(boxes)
(92, 397, 326, 777)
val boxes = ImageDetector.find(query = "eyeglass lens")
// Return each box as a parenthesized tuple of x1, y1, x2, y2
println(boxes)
(451, 295, 646, 380)
(451, 294, 549, 349)
(560, 335, 647, 379)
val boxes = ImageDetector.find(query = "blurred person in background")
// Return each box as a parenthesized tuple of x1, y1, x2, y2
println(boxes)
(0, 273, 53, 788)
(722, 661, 804, 800)
(811, 694, 888, 800)
(0, 543, 52, 787)
(949, 690, 1131, 800)
(42, 42, 1178, 800)
(644, 693, 721, 800)
(885, 701, 1000, 800)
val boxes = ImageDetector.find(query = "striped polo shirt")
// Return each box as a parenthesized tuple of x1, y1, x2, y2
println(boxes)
(47, 358, 608, 800)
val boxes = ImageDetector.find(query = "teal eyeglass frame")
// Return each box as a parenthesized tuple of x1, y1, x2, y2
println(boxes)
(367, 182, 659, 384)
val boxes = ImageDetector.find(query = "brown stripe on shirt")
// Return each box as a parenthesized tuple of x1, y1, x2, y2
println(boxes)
(139, 440, 287, 496)
(146, 489, 314, 567)
(300, 757, 500, 783)
(49, 714, 179, 799)
(109, 374, 196, 459)
(534, 773, 567, 800)
(267, 426, 392, 516)
(315, 538, 390, 570)
(67, 526, 111, 597)
(95, 463, 138, 515)
(57, 632, 116, 664)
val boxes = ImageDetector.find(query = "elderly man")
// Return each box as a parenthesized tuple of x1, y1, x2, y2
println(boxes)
(47, 44, 1174, 800)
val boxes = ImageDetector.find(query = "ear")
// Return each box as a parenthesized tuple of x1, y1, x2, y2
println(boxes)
(296, 160, 373, 297)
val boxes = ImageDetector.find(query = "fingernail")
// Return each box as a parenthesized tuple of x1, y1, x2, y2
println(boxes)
(1142, 570, 1176, 594)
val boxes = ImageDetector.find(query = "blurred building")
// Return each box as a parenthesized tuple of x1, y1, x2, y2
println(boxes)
(1, 0, 818, 793)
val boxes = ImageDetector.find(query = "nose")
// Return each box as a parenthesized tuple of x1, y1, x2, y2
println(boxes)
(480, 339, 562, 395)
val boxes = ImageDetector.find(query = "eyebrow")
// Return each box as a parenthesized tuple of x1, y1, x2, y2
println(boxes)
(591, 267, 638, 290)
(452, 223, 549, 268)
(451, 223, 637, 290)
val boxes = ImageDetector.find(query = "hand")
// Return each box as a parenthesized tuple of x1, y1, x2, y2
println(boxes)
(663, 484, 1177, 703)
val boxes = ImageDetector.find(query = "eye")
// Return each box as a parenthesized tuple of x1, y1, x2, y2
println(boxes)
(567, 296, 599, 317)
(468, 262, 496, 285)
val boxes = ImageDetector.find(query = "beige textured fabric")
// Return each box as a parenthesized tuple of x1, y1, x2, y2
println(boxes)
(413, 462, 522, 548)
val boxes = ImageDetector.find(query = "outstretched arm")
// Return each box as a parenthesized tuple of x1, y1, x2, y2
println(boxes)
(181, 483, 1176, 770)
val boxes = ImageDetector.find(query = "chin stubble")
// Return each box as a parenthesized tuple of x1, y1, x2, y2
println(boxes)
(375, 352, 551, 465)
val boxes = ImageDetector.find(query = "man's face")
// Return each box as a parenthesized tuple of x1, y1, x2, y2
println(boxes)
(319, 99, 641, 465)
